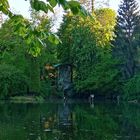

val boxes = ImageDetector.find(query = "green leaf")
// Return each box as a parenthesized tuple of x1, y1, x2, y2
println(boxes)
(47, 4, 54, 13)
(78, 6, 92, 18)
(48, 33, 61, 45)
(68, 1, 91, 17)
(68, 1, 80, 7)
(30, 0, 39, 11)
(57, 0, 69, 9)
(70, 7, 79, 14)
(30, 0, 48, 13)
(58, 0, 66, 5)
(48, 0, 57, 7)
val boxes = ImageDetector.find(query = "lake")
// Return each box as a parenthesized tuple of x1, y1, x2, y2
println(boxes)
(0, 101, 140, 140)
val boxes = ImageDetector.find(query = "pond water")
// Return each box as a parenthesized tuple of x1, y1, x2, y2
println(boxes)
(0, 101, 140, 140)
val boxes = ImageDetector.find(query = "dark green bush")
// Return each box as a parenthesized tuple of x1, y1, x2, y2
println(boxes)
(40, 80, 52, 98)
(0, 64, 28, 99)
(123, 74, 140, 101)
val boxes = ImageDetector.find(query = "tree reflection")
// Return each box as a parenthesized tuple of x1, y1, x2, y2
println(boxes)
(0, 102, 139, 140)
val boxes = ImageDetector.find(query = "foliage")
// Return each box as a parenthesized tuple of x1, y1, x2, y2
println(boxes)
(40, 80, 52, 98)
(58, 11, 120, 95)
(74, 47, 121, 94)
(28, 57, 40, 94)
(0, 19, 23, 59)
(57, 9, 116, 63)
(0, 0, 90, 56)
(114, 0, 140, 79)
(0, 64, 28, 99)
(0, 17, 57, 98)
(123, 74, 140, 101)
(0, 0, 140, 100)
(0, 0, 12, 16)
(95, 8, 116, 28)
(8, 15, 60, 57)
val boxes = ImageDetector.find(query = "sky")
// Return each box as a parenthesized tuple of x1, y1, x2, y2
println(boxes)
(8, 0, 122, 19)
(8, 0, 31, 19)
(5, 0, 140, 31)
(7, 0, 140, 18)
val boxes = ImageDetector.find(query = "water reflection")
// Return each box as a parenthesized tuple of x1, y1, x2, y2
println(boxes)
(58, 102, 73, 127)
(0, 101, 139, 140)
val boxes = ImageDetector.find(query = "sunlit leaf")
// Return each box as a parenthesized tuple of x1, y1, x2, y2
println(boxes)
(48, 33, 61, 45)
(30, 0, 48, 13)
(48, 0, 57, 7)
(47, 4, 54, 13)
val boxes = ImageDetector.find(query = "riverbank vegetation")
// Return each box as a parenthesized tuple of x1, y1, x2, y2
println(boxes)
(0, 0, 140, 102)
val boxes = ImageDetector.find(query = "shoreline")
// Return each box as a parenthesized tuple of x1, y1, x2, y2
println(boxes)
(0, 95, 139, 104)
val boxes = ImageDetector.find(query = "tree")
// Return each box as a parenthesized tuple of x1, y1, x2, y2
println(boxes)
(123, 73, 140, 101)
(0, 19, 29, 98)
(0, 0, 90, 56)
(57, 11, 120, 96)
(114, 0, 140, 79)
(0, 15, 57, 97)
(57, 9, 116, 64)
(95, 8, 116, 28)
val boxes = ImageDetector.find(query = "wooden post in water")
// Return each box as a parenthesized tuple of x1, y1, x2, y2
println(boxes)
(89, 94, 94, 104)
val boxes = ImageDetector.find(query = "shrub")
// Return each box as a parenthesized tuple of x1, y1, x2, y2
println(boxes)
(40, 80, 52, 98)
(0, 64, 28, 99)
(123, 74, 140, 101)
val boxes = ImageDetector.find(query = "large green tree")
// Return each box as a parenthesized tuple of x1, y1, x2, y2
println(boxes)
(0, 0, 89, 56)
(0, 19, 29, 98)
(58, 10, 120, 96)
(0, 15, 57, 98)
(114, 0, 140, 79)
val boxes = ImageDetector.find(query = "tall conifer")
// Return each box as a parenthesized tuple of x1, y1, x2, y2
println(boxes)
(114, 0, 140, 79)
